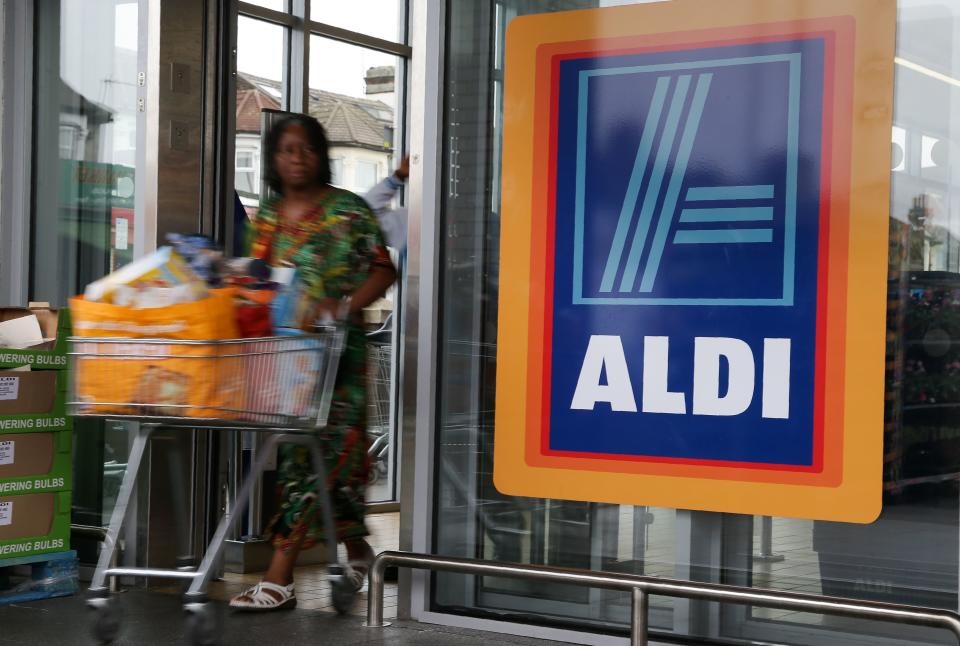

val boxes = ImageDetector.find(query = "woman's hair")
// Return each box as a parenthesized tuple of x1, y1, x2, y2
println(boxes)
(263, 114, 332, 193)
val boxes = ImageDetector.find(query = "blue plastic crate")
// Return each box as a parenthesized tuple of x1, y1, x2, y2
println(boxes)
(0, 549, 78, 606)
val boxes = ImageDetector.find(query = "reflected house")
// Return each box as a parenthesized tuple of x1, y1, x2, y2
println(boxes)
(235, 70, 396, 211)
(55, 81, 136, 299)
(58, 80, 113, 161)
(234, 73, 280, 201)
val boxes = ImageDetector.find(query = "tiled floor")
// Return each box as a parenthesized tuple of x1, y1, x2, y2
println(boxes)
(616, 508, 828, 625)
(208, 511, 401, 619)
(624, 506, 677, 579)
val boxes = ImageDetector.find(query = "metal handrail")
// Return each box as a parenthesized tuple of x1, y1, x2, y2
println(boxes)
(366, 551, 960, 646)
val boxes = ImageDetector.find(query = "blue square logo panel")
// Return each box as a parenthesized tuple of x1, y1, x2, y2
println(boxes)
(563, 40, 823, 306)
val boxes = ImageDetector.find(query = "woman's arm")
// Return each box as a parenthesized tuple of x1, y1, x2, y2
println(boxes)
(300, 195, 398, 328)
(345, 263, 397, 315)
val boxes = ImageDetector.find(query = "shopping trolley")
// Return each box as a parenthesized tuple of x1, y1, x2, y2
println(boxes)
(67, 326, 356, 646)
(366, 315, 393, 485)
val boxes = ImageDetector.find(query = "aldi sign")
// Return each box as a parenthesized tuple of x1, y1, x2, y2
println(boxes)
(494, 0, 896, 522)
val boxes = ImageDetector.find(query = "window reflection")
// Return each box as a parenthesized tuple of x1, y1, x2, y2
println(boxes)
(32, 0, 141, 306)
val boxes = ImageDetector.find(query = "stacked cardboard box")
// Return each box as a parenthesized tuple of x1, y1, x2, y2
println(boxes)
(0, 305, 72, 559)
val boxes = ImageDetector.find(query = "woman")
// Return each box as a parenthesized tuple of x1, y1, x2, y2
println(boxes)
(230, 115, 396, 611)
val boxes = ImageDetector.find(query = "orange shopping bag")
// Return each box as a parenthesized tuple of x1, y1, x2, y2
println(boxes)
(70, 290, 243, 419)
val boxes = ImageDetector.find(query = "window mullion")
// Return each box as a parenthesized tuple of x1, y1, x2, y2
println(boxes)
(307, 20, 412, 58)
(237, 2, 296, 27)
(290, 0, 308, 114)
(302, 0, 311, 112)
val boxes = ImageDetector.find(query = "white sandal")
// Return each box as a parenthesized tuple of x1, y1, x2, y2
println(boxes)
(229, 581, 297, 611)
(343, 561, 369, 593)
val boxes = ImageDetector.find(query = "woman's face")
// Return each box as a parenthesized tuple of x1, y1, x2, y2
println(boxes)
(274, 124, 320, 191)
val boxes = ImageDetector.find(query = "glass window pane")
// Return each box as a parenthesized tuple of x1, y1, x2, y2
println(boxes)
(330, 157, 345, 187)
(236, 151, 254, 170)
(307, 36, 400, 194)
(310, 1, 404, 43)
(32, 0, 140, 305)
(235, 16, 286, 211)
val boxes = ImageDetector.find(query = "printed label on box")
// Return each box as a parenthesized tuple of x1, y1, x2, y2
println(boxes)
(0, 376, 18, 401)
(0, 501, 12, 526)
(0, 440, 13, 465)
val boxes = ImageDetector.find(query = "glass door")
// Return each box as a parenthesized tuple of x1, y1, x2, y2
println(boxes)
(233, 0, 409, 505)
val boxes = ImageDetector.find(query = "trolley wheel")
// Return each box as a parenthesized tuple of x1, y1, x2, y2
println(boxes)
(89, 597, 120, 644)
(330, 576, 357, 616)
(185, 603, 218, 646)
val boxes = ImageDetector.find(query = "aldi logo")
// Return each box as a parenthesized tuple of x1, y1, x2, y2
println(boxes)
(494, 0, 896, 523)
(574, 55, 804, 306)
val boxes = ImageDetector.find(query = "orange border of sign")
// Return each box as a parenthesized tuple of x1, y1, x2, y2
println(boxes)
(494, 0, 895, 523)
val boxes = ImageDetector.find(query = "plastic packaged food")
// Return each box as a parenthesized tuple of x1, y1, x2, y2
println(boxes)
(83, 247, 207, 305)
(166, 234, 224, 287)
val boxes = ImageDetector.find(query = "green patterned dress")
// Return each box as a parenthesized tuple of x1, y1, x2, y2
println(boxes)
(247, 188, 392, 551)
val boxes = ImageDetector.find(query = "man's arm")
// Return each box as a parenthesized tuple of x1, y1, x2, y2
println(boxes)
(364, 155, 409, 213)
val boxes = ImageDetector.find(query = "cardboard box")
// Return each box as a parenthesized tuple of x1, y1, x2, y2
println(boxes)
(0, 491, 71, 559)
(0, 370, 71, 433)
(0, 432, 71, 495)
(0, 305, 70, 370)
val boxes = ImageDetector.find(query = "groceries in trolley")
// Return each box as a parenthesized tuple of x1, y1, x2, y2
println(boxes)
(83, 246, 208, 309)
(165, 233, 223, 287)
(69, 234, 333, 422)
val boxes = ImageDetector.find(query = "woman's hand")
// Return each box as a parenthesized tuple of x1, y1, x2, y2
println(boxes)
(299, 263, 397, 331)
(300, 297, 340, 330)
(347, 265, 397, 316)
